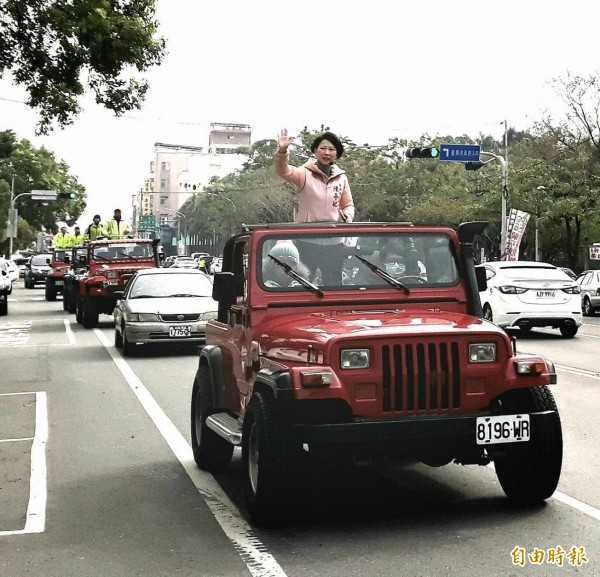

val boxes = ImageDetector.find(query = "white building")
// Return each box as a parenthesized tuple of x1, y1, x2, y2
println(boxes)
(135, 123, 251, 229)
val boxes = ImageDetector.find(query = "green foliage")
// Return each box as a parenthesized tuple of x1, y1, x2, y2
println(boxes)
(0, 0, 166, 133)
(0, 135, 86, 251)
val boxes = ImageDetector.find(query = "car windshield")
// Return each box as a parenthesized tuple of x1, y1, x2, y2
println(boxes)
(93, 243, 153, 260)
(31, 255, 51, 266)
(128, 273, 214, 299)
(258, 231, 460, 291)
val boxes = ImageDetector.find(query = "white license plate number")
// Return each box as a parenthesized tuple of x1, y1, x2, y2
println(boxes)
(476, 414, 530, 445)
(169, 325, 192, 338)
(55, 281, 64, 286)
(536, 290, 554, 298)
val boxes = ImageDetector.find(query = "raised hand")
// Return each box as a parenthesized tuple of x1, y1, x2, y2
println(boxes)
(277, 128, 294, 151)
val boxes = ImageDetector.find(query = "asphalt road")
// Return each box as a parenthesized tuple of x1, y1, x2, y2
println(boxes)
(1, 281, 599, 577)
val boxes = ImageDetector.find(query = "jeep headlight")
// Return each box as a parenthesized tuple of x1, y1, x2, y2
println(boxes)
(130, 312, 160, 322)
(105, 270, 120, 279)
(469, 343, 496, 363)
(340, 348, 370, 369)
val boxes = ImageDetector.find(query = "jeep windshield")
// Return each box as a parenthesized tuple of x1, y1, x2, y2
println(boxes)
(92, 243, 153, 261)
(258, 231, 460, 291)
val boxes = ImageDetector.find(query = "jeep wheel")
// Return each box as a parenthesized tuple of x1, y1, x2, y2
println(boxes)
(0, 298, 7, 316)
(242, 391, 292, 526)
(559, 324, 578, 338)
(82, 297, 99, 328)
(67, 291, 77, 314)
(191, 365, 233, 472)
(114, 327, 123, 349)
(62, 291, 69, 311)
(583, 297, 595, 317)
(482, 304, 493, 322)
(45, 284, 57, 301)
(494, 386, 562, 504)
(75, 295, 83, 324)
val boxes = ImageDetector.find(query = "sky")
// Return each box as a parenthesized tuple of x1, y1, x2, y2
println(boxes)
(1, 0, 600, 230)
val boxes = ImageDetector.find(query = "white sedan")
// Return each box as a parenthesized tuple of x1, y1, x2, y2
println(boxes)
(476, 261, 582, 338)
(114, 268, 217, 355)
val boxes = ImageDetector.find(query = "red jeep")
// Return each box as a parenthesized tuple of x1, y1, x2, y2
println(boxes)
(75, 238, 160, 328)
(190, 222, 562, 526)
(45, 249, 71, 301)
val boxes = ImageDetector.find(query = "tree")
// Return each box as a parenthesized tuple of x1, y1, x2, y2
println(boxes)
(0, 0, 166, 134)
(0, 134, 85, 253)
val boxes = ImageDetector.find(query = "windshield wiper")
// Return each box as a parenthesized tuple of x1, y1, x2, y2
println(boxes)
(268, 254, 324, 297)
(130, 294, 162, 299)
(354, 255, 410, 295)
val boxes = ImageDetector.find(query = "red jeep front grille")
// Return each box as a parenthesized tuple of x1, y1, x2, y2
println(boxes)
(381, 341, 461, 412)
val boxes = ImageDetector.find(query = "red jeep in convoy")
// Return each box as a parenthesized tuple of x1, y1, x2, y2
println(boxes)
(190, 221, 562, 526)
(74, 238, 160, 328)
(45, 248, 71, 301)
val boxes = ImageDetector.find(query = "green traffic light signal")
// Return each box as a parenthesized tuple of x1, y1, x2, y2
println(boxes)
(57, 192, 78, 199)
(406, 147, 439, 159)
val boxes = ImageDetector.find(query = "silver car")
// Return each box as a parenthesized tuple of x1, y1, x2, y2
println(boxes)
(114, 268, 217, 355)
(576, 269, 600, 316)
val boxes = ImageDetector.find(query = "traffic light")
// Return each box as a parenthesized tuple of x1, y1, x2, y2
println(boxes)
(465, 161, 485, 171)
(57, 192, 78, 199)
(405, 147, 440, 159)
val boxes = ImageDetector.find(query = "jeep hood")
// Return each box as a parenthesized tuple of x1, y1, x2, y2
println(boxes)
(259, 310, 502, 361)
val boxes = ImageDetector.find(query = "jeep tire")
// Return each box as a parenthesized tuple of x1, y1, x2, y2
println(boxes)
(0, 297, 7, 316)
(75, 295, 83, 324)
(242, 391, 293, 526)
(191, 365, 233, 472)
(494, 386, 562, 504)
(81, 297, 99, 328)
(45, 283, 57, 301)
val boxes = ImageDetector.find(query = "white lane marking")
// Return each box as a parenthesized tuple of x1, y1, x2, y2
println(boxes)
(0, 321, 31, 347)
(555, 364, 600, 379)
(0, 391, 48, 537)
(0, 437, 34, 443)
(94, 329, 288, 577)
(63, 319, 76, 345)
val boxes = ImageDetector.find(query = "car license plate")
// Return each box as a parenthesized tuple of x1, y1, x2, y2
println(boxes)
(476, 414, 530, 445)
(536, 290, 554, 298)
(169, 325, 192, 338)
(55, 281, 64, 286)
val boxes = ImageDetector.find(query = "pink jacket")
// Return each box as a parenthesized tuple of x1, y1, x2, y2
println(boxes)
(275, 151, 355, 223)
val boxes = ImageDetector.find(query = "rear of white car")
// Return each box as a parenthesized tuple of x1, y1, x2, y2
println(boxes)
(478, 262, 582, 337)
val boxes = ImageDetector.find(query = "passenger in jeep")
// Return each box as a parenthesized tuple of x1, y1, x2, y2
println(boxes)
(262, 241, 310, 288)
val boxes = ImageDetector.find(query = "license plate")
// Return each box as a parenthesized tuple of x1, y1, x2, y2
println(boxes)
(55, 281, 64, 286)
(536, 290, 554, 298)
(103, 280, 119, 287)
(169, 325, 192, 338)
(476, 414, 530, 445)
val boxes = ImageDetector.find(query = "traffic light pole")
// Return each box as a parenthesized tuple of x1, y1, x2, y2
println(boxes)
(479, 151, 508, 259)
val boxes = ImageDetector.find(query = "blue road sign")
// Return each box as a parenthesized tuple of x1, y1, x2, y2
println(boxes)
(439, 144, 481, 162)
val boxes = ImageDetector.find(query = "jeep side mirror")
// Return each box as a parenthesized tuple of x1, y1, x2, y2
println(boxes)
(475, 266, 487, 292)
(212, 272, 236, 304)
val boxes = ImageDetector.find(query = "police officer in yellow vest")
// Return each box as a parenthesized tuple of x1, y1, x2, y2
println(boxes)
(104, 209, 131, 239)
(85, 214, 105, 241)
(53, 225, 71, 248)
(69, 226, 86, 246)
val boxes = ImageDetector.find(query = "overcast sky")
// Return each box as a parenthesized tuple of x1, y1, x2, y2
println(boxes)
(1, 0, 599, 229)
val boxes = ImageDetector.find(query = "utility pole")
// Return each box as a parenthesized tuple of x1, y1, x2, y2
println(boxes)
(478, 151, 508, 259)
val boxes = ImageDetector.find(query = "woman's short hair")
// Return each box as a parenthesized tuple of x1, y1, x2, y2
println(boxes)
(311, 132, 344, 158)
